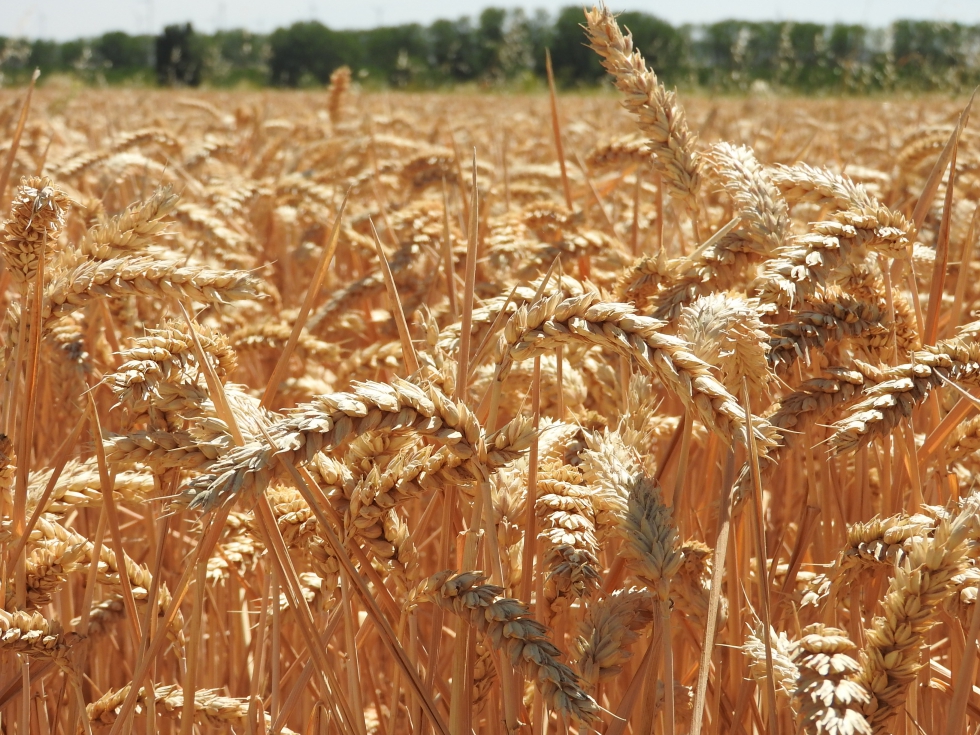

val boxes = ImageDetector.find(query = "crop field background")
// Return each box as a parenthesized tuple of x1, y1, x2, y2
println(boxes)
(3, 6, 980, 735)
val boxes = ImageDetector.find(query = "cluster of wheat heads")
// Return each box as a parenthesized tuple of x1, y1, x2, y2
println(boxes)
(4, 7, 980, 735)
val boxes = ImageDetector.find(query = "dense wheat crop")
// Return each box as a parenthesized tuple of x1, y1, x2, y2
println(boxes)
(3, 7, 980, 735)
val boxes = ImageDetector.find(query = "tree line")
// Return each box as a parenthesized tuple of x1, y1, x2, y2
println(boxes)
(2, 7, 980, 93)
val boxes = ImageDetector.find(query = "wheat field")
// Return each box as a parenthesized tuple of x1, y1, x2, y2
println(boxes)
(1, 7, 980, 735)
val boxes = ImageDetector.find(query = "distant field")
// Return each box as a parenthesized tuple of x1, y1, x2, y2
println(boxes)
(1, 11, 979, 735)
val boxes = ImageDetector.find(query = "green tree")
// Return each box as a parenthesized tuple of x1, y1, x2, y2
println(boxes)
(28, 40, 60, 72)
(892, 21, 973, 89)
(428, 18, 477, 81)
(696, 20, 745, 88)
(359, 24, 428, 87)
(96, 32, 150, 70)
(498, 9, 548, 80)
(827, 24, 869, 90)
(778, 23, 830, 91)
(549, 6, 603, 86)
(617, 11, 688, 85)
(475, 8, 506, 80)
(268, 21, 358, 86)
(155, 23, 203, 86)
(203, 30, 268, 85)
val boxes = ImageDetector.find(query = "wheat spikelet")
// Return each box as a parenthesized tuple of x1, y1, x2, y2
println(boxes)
(27, 459, 154, 515)
(708, 142, 788, 254)
(103, 430, 224, 472)
(851, 494, 980, 733)
(79, 185, 178, 260)
(672, 539, 725, 635)
(615, 247, 673, 307)
(947, 565, 980, 627)
(895, 129, 953, 172)
(414, 570, 600, 724)
(43, 313, 91, 421)
(573, 587, 654, 689)
(794, 624, 873, 735)
(584, 5, 702, 211)
(743, 624, 799, 703)
(73, 596, 127, 639)
(586, 134, 653, 170)
(500, 291, 778, 449)
(677, 293, 772, 399)
(830, 341, 980, 453)
(179, 379, 533, 510)
(945, 413, 980, 464)
(768, 291, 889, 370)
(37, 255, 262, 334)
(207, 513, 262, 583)
(769, 163, 874, 211)
(340, 444, 428, 581)
(307, 240, 420, 335)
(106, 321, 237, 423)
(400, 149, 459, 189)
(618, 473, 682, 601)
(0, 608, 76, 672)
(836, 513, 936, 592)
(87, 683, 296, 733)
(54, 128, 177, 177)
(230, 317, 341, 365)
(0, 435, 15, 509)
(328, 65, 352, 124)
(2, 176, 72, 283)
(646, 235, 763, 319)
(536, 459, 602, 608)
(27, 514, 185, 646)
(11, 539, 87, 608)
(619, 373, 707, 454)
(756, 208, 911, 310)
(731, 365, 873, 507)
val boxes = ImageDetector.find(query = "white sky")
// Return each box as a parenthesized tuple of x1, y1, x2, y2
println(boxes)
(4, 0, 980, 41)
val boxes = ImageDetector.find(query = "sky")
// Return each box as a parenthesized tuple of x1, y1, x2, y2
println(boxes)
(3, 0, 980, 41)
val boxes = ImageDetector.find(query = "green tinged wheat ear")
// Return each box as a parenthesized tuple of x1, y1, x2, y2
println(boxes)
(618, 474, 682, 602)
